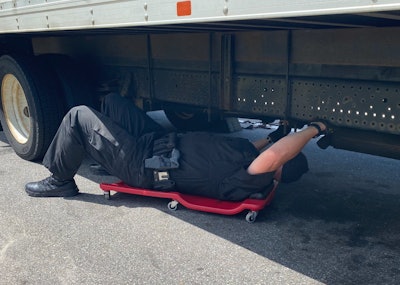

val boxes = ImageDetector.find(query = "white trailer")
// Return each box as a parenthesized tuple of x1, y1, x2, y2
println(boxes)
(0, 0, 399, 160)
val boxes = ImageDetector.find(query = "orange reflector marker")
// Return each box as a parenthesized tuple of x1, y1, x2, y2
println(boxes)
(177, 1, 191, 16)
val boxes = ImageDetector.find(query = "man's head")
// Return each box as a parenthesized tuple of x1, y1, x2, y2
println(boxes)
(280, 152, 309, 183)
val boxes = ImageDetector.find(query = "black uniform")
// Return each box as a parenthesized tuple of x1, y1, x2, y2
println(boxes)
(43, 93, 161, 188)
(43, 93, 274, 201)
(170, 133, 274, 201)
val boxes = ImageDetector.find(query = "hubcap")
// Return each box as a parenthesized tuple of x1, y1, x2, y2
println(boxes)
(1, 74, 30, 144)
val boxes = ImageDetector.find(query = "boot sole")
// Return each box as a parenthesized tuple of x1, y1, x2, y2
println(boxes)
(25, 187, 79, 197)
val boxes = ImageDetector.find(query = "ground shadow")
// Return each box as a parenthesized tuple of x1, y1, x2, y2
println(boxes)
(71, 149, 400, 285)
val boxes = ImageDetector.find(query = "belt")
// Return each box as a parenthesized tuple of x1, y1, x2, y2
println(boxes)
(152, 169, 175, 190)
(144, 132, 180, 191)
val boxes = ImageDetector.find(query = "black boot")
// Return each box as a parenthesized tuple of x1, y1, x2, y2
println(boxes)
(25, 176, 79, 197)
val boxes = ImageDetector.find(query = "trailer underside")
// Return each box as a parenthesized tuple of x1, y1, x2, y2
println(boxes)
(0, 8, 399, 160)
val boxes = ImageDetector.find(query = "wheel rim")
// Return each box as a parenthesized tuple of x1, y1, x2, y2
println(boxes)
(1, 74, 30, 144)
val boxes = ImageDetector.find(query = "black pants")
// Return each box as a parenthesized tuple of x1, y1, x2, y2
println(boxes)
(42, 93, 164, 185)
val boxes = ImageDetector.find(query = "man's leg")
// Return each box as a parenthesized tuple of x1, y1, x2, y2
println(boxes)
(91, 93, 165, 176)
(25, 105, 140, 197)
(101, 93, 164, 136)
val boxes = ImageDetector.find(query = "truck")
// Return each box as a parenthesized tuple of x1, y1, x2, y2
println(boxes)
(0, 0, 399, 161)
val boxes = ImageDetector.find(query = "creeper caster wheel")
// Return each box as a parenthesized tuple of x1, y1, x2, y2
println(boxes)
(167, 200, 179, 211)
(245, 211, 258, 223)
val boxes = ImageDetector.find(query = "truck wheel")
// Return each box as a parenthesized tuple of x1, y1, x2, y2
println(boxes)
(165, 109, 233, 132)
(0, 55, 64, 161)
(165, 110, 211, 131)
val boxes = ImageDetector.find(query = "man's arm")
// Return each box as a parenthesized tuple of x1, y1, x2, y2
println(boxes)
(247, 122, 326, 175)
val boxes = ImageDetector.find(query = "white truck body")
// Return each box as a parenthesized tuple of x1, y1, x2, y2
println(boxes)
(1, 0, 400, 33)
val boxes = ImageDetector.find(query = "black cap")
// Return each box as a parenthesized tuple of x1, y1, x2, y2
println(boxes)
(281, 152, 309, 183)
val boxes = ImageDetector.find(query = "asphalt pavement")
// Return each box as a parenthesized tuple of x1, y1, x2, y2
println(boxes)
(0, 123, 399, 285)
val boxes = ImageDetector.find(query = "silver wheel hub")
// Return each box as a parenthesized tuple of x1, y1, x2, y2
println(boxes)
(1, 74, 30, 144)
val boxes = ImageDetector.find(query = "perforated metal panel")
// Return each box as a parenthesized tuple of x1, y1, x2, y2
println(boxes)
(153, 70, 218, 107)
(291, 78, 400, 134)
(233, 75, 287, 117)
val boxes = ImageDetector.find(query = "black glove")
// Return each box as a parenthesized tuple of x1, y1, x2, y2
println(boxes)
(268, 125, 291, 142)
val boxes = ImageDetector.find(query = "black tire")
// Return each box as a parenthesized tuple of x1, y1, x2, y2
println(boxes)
(39, 54, 98, 112)
(165, 110, 211, 131)
(165, 109, 233, 132)
(0, 55, 64, 161)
